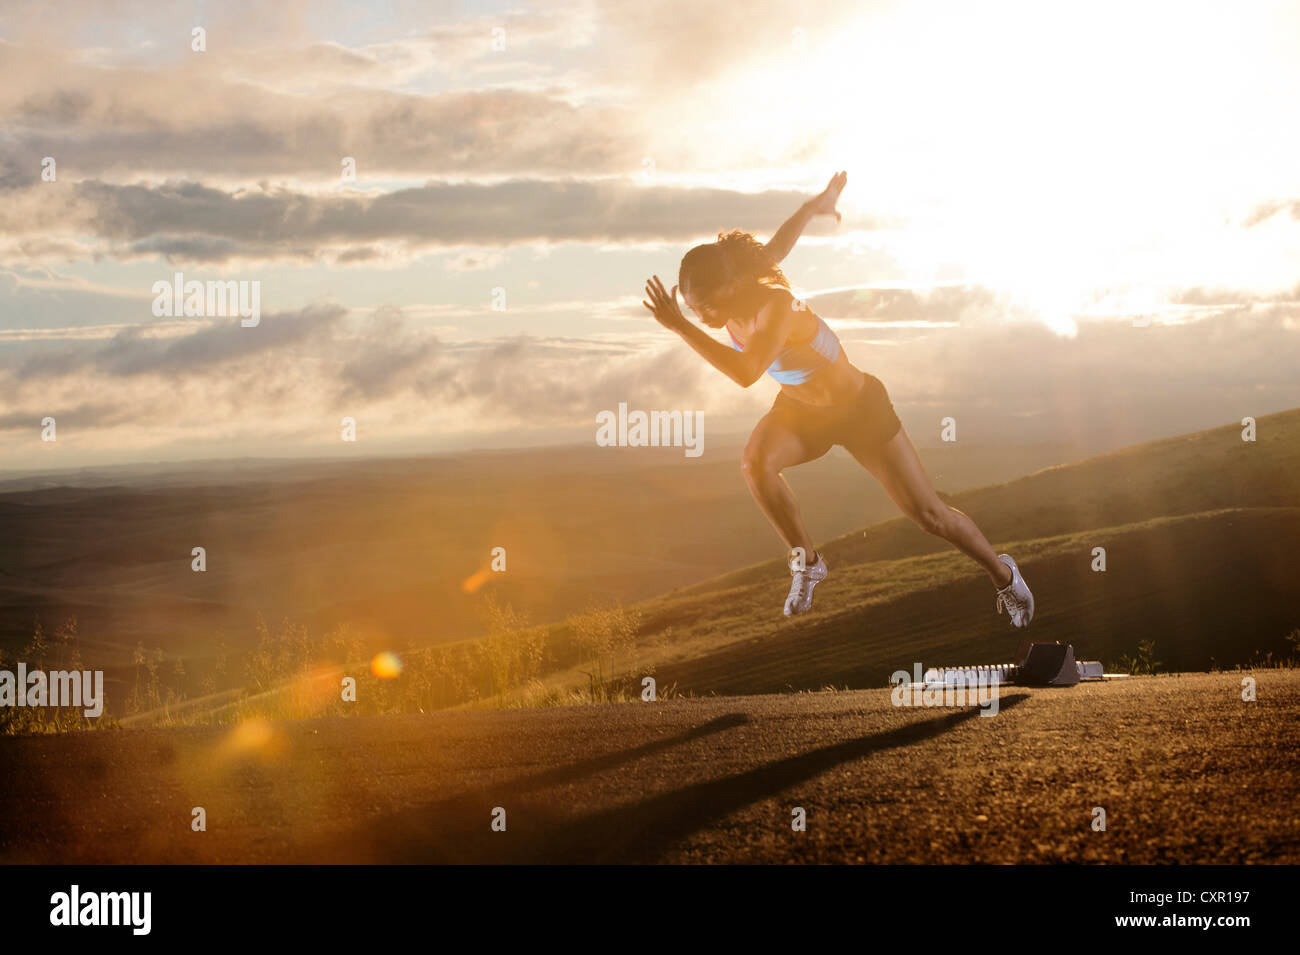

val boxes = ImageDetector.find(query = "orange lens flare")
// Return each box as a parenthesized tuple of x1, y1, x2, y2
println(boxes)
(461, 567, 492, 594)
(370, 651, 402, 679)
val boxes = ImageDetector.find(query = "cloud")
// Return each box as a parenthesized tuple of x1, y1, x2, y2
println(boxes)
(1243, 199, 1300, 228)
(0, 401, 134, 431)
(444, 251, 505, 272)
(3, 291, 1296, 458)
(581, 0, 861, 95)
(0, 177, 880, 263)
(14, 303, 345, 380)
(0, 37, 638, 182)
(1, 1, 1296, 469)
(0, 0, 869, 186)
(808, 284, 1004, 325)
(337, 305, 441, 401)
(0, 295, 727, 449)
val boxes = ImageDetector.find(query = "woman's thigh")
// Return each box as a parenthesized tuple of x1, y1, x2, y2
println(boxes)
(845, 425, 944, 520)
(743, 404, 833, 475)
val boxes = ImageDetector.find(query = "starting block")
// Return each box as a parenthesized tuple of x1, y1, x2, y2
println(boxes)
(1015, 639, 1079, 686)
(916, 641, 1128, 689)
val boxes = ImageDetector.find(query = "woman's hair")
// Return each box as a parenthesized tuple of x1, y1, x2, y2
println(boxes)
(678, 228, 790, 303)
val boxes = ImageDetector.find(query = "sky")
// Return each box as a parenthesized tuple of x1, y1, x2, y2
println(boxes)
(1, 0, 1298, 471)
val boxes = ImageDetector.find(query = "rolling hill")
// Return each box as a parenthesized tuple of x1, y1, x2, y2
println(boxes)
(0, 437, 1095, 671)
(524, 408, 1300, 699)
(2, 410, 1295, 719)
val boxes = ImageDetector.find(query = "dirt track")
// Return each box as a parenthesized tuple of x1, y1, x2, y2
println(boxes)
(1, 671, 1296, 864)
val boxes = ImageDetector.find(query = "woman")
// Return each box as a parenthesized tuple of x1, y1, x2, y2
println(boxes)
(642, 171, 1034, 624)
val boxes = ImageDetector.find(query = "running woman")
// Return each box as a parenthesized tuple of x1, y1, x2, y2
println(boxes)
(642, 171, 1034, 624)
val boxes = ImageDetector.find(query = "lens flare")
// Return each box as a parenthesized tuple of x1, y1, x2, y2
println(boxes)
(212, 718, 284, 764)
(371, 651, 403, 679)
(461, 567, 492, 593)
(229, 718, 274, 750)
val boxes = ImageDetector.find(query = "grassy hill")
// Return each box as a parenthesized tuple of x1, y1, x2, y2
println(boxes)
(525, 408, 1300, 700)
(0, 438, 1094, 669)
(4, 410, 1295, 726)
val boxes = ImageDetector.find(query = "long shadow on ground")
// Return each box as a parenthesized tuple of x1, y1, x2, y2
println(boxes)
(311, 696, 1026, 863)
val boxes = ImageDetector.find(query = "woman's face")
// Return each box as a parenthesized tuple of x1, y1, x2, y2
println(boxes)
(684, 281, 740, 328)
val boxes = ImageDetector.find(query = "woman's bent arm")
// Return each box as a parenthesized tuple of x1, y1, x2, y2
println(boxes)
(643, 275, 795, 388)
(674, 321, 760, 387)
(672, 296, 798, 388)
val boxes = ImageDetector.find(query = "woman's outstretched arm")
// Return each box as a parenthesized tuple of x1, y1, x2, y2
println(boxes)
(763, 170, 848, 264)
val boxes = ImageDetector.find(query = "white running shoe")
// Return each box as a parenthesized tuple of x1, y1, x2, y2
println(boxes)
(784, 552, 828, 616)
(994, 554, 1034, 628)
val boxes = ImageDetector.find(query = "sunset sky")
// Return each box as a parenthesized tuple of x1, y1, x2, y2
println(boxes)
(2, 0, 1298, 470)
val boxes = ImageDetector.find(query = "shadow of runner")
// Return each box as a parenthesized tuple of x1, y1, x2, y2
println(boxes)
(311, 699, 1024, 863)
(300, 712, 751, 863)
(535, 694, 1029, 863)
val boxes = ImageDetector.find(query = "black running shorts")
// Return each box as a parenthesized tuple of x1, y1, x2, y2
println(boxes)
(768, 370, 902, 458)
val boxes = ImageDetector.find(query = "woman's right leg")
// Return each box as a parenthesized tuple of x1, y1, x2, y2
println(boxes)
(740, 410, 831, 561)
(846, 425, 1010, 587)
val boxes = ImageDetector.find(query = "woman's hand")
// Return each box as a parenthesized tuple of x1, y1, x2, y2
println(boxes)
(642, 275, 689, 332)
(807, 170, 847, 221)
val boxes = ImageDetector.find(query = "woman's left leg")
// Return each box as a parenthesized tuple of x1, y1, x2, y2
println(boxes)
(847, 426, 1012, 589)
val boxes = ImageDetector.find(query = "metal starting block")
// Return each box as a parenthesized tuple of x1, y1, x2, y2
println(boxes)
(917, 641, 1128, 688)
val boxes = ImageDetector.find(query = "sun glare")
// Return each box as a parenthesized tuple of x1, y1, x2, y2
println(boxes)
(686, 0, 1300, 335)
